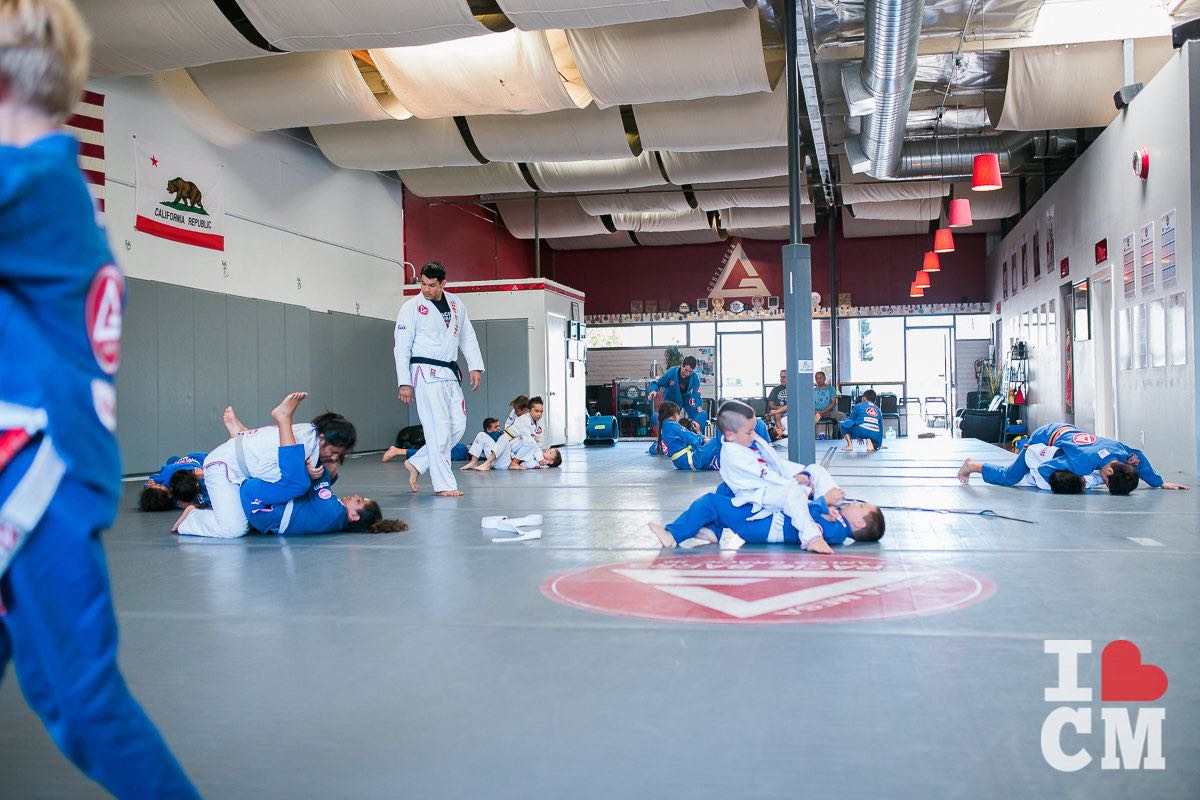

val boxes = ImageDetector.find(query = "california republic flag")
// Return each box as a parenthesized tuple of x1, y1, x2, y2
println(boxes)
(134, 138, 225, 250)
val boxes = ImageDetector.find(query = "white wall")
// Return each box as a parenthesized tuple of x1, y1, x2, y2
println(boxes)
(987, 43, 1198, 478)
(93, 70, 406, 322)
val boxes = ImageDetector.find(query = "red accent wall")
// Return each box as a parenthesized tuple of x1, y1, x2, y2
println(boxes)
(547, 223, 989, 314)
(404, 191, 537, 281)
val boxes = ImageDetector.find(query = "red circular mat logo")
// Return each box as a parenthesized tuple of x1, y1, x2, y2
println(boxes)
(1071, 432, 1097, 445)
(542, 553, 994, 624)
(85, 265, 124, 375)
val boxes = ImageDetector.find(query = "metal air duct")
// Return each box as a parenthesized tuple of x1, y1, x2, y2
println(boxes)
(842, 0, 926, 178)
(893, 132, 1074, 179)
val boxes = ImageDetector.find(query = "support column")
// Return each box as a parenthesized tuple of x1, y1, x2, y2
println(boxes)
(534, 190, 542, 278)
(784, 0, 814, 465)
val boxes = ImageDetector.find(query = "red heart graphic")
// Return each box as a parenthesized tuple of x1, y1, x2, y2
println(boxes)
(1101, 640, 1168, 702)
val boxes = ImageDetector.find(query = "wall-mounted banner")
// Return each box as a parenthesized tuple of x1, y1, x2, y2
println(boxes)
(134, 138, 225, 251)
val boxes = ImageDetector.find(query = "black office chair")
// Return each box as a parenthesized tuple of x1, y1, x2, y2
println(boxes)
(836, 395, 852, 415)
(960, 409, 1007, 444)
(878, 392, 903, 438)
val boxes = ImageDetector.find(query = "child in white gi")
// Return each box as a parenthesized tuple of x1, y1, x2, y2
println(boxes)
(460, 417, 502, 470)
(494, 440, 562, 470)
(472, 397, 546, 471)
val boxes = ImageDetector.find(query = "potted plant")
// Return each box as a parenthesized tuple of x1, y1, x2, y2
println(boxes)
(664, 346, 682, 369)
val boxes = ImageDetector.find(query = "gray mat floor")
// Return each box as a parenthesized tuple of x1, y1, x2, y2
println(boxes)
(2, 437, 1198, 798)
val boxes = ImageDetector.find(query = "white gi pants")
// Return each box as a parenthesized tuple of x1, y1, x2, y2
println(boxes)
(468, 432, 496, 459)
(177, 461, 248, 538)
(408, 376, 467, 492)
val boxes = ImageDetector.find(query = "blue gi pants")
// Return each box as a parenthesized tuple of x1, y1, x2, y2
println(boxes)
(665, 493, 802, 544)
(0, 448, 199, 799)
(839, 420, 882, 447)
(981, 457, 1032, 486)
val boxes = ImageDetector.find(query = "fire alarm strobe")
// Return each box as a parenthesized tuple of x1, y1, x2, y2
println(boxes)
(1132, 146, 1150, 180)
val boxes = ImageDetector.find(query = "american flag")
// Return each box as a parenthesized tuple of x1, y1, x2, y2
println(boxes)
(66, 89, 105, 215)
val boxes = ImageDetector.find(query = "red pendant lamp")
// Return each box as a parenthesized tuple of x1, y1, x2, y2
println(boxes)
(909, 281, 925, 298)
(972, 153, 1002, 191)
(922, 251, 941, 273)
(933, 227, 955, 253)
(914, 270, 931, 289)
(948, 198, 973, 228)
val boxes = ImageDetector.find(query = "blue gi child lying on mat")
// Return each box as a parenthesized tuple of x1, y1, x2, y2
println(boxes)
(957, 422, 1189, 493)
(138, 452, 210, 511)
(649, 401, 884, 553)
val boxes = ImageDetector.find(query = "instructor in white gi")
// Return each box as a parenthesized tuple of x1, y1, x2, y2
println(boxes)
(394, 262, 484, 496)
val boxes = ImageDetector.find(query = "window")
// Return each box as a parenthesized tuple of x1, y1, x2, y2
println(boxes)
(689, 322, 716, 346)
(838, 317, 905, 383)
(906, 315, 955, 328)
(586, 325, 651, 349)
(652, 324, 687, 346)
(762, 321, 786, 380)
(717, 321, 762, 332)
(955, 315, 991, 340)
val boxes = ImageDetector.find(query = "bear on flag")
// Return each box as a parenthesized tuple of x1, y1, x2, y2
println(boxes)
(134, 138, 225, 250)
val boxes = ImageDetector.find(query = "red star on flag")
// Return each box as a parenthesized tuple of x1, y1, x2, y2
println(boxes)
(150, 155, 158, 167)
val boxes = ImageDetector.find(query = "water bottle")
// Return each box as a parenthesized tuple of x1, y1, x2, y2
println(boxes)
(886, 428, 897, 440)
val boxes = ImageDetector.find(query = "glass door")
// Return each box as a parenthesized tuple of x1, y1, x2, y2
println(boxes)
(717, 332, 764, 400)
(905, 327, 954, 430)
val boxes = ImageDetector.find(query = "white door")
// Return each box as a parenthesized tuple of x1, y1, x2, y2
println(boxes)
(546, 314, 568, 446)
(1092, 277, 1116, 438)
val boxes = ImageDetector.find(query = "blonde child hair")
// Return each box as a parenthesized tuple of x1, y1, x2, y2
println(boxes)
(0, 0, 91, 120)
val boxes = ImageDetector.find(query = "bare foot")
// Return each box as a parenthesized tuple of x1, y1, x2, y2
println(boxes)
(435, 490, 464, 497)
(475, 461, 493, 472)
(841, 444, 854, 452)
(223, 406, 248, 437)
(170, 505, 195, 533)
(647, 522, 676, 548)
(957, 459, 976, 485)
(271, 391, 308, 425)
(866, 440, 876, 453)
(459, 459, 478, 471)
(381, 446, 406, 464)
(405, 460, 420, 492)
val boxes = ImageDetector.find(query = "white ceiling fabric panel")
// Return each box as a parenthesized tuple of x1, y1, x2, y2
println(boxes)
(839, 181, 948, 204)
(399, 163, 532, 197)
(950, 183, 1020, 219)
(691, 178, 797, 210)
(546, 231, 637, 249)
(529, 153, 663, 192)
(850, 199, 941, 221)
(310, 118, 478, 171)
(659, 147, 789, 184)
(567, 8, 770, 107)
(841, 216, 931, 239)
(721, 205, 814, 228)
(576, 187, 693, 214)
(82, 0, 265, 76)
(636, 229, 726, 245)
(730, 225, 814, 240)
(468, 107, 631, 162)
(236, 0, 488, 50)
(497, 197, 611, 238)
(633, 84, 786, 152)
(997, 38, 1174, 130)
(497, 0, 752, 31)
(189, 52, 409, 131)
(371, 30, 590, 118)
(611, 209, 713, 232)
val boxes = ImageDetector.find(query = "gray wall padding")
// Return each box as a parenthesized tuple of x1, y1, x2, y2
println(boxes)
(117, 278, 411, 474)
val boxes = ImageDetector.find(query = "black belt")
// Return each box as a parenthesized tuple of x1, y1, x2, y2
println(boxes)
(410, 356, 462, 380)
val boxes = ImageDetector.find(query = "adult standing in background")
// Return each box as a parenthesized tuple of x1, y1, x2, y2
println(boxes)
(394, 262, 484, 497)
(648, 355, 708, 430)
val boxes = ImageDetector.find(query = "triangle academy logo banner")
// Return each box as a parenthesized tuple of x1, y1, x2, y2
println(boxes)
(134, 138, 225, 251)
(709, 242, 770, 300)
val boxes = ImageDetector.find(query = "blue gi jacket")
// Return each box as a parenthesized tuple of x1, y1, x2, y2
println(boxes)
(241, 444, 348, 534)
(651, 366, 706, 424)
(0, 134, 123, 516)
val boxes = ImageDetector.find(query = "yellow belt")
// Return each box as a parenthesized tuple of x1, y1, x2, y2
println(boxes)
(671, 445, 695, 469)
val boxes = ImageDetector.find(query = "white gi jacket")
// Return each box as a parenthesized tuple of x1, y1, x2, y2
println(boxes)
(204, 424, 319, 484)
(393, 290, 484, 386)
(1023, 443, 1104, 491)
(719, 438, 831, 544)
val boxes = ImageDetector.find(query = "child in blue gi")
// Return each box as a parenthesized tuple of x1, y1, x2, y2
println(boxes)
(656, 402, 723, 470)
(238, 395, 407, 535)
(840, 389, 884, 452)
(648, 355, 708, 430)
(0, 2, 198, 795)
(958, 422, 1189, 494)
(138, 452, 208, 511)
